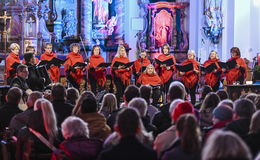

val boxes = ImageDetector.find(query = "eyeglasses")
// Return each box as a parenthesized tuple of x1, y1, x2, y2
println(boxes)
(46, 47, 52, 49)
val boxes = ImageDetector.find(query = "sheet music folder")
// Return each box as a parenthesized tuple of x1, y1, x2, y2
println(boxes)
(155, 58, 174, 66)
(37, 58, 67, 67)
(97, 62, 112, 68)
(73, 62, 87, 68)
(218, 59, 237, 69)
(201, 63, 217, 73)
(175, 63, 194, 72)
(11, 62, 20, 69)
(113, 61, 134, 68)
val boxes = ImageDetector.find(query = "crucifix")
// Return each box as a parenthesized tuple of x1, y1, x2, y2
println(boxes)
(0, 11, 12, 54)
(26, 17, 34, 36)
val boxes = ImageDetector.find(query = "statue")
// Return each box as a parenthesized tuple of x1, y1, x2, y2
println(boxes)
(92, 0, 113, 24)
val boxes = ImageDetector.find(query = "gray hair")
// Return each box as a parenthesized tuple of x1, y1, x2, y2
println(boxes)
(218, 99, 234, 109)
(61, 116, 89, 139)
(128, 97, 148, 117)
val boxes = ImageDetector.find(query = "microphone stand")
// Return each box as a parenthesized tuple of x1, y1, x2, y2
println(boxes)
(140, 58, 144, 85)
(79, 35, 89, 90)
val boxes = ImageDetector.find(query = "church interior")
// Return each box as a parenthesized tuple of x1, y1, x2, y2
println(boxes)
(0, 0, 260, 159)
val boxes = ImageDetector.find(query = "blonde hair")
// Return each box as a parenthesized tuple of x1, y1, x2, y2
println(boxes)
(187, 49, 196, 59)
(99, 93, 117, 113)
(143, 64, 157, 75)
(202, 130, 251, 160)
(61, 116, 89, 139)
(72, 91, 96, 115)
(208, 50, 219, 60)
(34, 98, 58, 142)
(115, 45, 127, 58)
(10, 43, 20, 51)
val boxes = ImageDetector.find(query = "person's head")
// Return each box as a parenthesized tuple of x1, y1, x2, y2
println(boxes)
(128, 97, 147, 117)
(27, 91, 43, 108)
(139, 50, 147, 58)
(144, 64, 156, 75)
(6, 87, 22, 104)
(51, 83, 66, 101)
(123, 85, 140, 104)
(162, 43, 170, 55)
(17, 64, 29, 79)
(115, 108, 140, 137)
(216, 89, 229, 100)
(116, 45, 127, 57)
(230, 47, 241, 57)
(218, 99, 234, 109)
(187, 49, 196, 60)
(254, 95, 260, 110)
(168, 81, 186, 102)
(72, 91, 96, 115)
(245, 93, 258, 103)
(100, 93, 117, 113)
(66, 87, 79, 105)
(61, 116, 89, 139)
(25, 46, 36, 55)
(44, 43, 53, 53)
(176, 114, 200, 153)
(70, 43, 80, 53)
(24, 53, 35, 65)
(249, 110, 260, 134)
(209, 50, 219, 60)
(10, 43, 20, 55)
(34, 98, 58, 139)
(91, 45, 101, 56)
(212, 105, 233, 124)
(200, 85, 213, 101)
(81, 97, 98, 113)
(140, 85, 152, 105)
(202, 130, 252, 160)
(169, 99, 184, 118)
(200, 92, 220, 112)
(172, 101, 195, 123)
(233, 98, 256, 119)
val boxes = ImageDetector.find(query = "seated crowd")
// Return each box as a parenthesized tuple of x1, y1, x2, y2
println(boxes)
(0, 81, 260, 160)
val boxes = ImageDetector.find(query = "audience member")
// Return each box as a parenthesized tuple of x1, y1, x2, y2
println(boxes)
(99, 93, 118, 119)
(152, 81, 186, 135)
(9, 91, 42, 136)
(245, 93, 258, 103)
(253, 95, 260, 110)
(98, 108, 157, 160)
(161, 114, 201, 160)
(216, 89, 229, 100)
(199, 92, 220, 128)
(54, 116, 102, 160)
(66, 87, 79, 105)
(218, 99, 234, 109)
(51, 83, 74, 127)
(202, 130, 251, 160)
(195, 85, 213, 109)
(0, 87, 22, 132)
(225, 98, 256, 138)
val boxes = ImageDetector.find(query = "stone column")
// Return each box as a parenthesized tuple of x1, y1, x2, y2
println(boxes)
(81, 0, 92, 45)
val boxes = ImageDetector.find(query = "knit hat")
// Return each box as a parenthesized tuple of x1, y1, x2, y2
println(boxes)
(213, 105, 233, 121)
(172, 101, 194, 122)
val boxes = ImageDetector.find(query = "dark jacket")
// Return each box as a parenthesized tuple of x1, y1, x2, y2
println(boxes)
(98, 136, 157, 160)
(26, 64, 45, 91)
(224, 118, 251, 139)
(58, 136, 103, 160)
(0, 102, 22, 132)
(245, 132, 260, 158)
(152, 103, 171, 135)
(52, 100, 74, 127)
(161, 139, 200, 160)
(10, 76, 29, 93)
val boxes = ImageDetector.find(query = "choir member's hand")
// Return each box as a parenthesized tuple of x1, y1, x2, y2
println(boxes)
(222, 68, 226, 72)
(180, 71, 185, 76)
(126, 67, 130, 71)
(236, 64, 240, 69)
(166, 66, 171, 70)
(118, 65, 124, 69)
(74, 66, 81, 69)
(194, 69, 199, 74)
(160, 64, 166, 68)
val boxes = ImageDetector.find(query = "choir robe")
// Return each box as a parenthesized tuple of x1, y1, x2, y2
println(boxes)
(137, 73, 162, 85)
(5, 52, 20, 80)
(156, 54, 176, 84)
(40, 52, 60, 83)
(64, 52, 85, 85)
(133, 57, 151, 75)
(226, 56, 247, 85)
(88, 55, 106, 87)
(203, 58, 221, 88)
(181, 59, 200, 89)
(22, 57, 39, 65)
(111, 56, 132, 85)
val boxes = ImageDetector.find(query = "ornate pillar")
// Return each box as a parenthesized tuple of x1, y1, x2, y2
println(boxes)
(82, 0, 93, 45)
(113, 0, 124, 44)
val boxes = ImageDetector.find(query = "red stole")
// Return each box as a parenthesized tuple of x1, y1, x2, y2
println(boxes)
(226, 56, 247, 85)
(5, 52, 20, 79)
(88, 55, 106, 86)
(137, 73, 162, 85)
(111, 56, 132, 85)
(40, 52, 60, 83)
(203, 58, 221, 87)
(181, 59, 199, 89)
(64, 52, 85, 85)
(157, 54, 176, 83)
